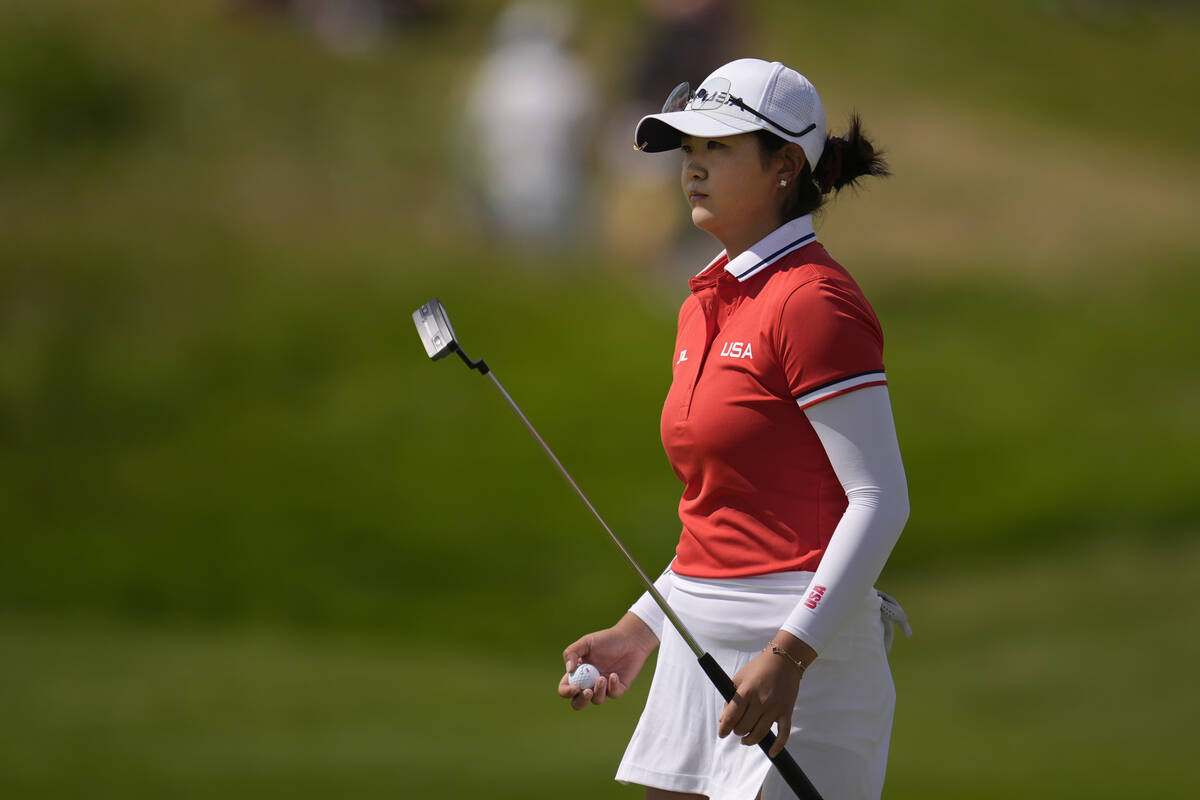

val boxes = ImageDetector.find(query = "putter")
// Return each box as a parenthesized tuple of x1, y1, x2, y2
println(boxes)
(413, 298, 823, 800)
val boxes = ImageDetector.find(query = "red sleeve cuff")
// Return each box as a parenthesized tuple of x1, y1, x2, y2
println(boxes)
(794, 371, 887, 409)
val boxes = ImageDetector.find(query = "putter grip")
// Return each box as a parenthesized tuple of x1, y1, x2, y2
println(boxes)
(697, 652, 824, 800)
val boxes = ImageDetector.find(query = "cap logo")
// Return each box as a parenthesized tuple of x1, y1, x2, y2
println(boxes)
(688, 77, 733, 112)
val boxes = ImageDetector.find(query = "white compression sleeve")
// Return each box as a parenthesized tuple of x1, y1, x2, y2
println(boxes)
(627, 566, 674, 641)
(782, 385, 909, 653)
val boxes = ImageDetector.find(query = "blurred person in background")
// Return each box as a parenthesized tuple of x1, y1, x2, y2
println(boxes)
(628, 0, 745, 113)
(599, 0, 745, 271)
(558, 59, 910, 800)
(458, 2, 593, 246)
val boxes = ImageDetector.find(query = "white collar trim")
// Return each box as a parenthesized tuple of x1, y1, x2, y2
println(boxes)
(704, 216, 818, 282)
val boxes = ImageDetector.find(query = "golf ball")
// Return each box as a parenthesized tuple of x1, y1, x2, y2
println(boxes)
(569, 663, 600, 691)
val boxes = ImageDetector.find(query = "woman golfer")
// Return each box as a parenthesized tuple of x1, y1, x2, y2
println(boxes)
(558, 58, 910, 800)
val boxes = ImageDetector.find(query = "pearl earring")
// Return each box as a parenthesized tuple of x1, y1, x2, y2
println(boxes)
(779, 179, 788, 187)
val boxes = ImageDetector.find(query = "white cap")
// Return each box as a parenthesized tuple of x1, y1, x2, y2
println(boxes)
(634, 58, 827, 169)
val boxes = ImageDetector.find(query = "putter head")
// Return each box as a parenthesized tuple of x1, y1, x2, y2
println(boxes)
(412, 298, 459, 361)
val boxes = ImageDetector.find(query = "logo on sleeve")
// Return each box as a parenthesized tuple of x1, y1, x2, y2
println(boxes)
(677, 349, 688, 364)
(718, 341, 753, 359)
(802, 585, 827, 610)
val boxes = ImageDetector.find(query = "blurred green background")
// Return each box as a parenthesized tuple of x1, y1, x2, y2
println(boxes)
(2, 0, 1198, 797)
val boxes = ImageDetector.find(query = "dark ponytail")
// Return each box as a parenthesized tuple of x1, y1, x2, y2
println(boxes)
(756, 112, 890, 220)
(813, 113, 890, 195)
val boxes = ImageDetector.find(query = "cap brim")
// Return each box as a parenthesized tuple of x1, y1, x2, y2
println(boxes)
(634, 109, 764, 153)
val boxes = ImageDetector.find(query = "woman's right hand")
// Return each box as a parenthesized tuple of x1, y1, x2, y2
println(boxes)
(558, 612, 659, 711)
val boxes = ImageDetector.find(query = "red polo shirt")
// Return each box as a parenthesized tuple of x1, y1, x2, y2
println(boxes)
(661, 217, 887, 578)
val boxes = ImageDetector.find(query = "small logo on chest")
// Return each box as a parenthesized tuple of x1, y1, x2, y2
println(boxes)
(718, 341, 754, 359)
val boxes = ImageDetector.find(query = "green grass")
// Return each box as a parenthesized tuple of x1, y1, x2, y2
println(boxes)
(3, 250, 1197, 643)
(756, 0, 1200, 157)
(0, 617, 647, 799)
(887, 533, 1200, 798)
(3, 534, 1196, 799)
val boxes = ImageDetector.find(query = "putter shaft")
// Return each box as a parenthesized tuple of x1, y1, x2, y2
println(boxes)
(484, 369, 823, 799)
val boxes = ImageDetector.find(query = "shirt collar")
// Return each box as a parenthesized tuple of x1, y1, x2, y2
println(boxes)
(725, 215, 818, 282)
(693, 215, 818, 288)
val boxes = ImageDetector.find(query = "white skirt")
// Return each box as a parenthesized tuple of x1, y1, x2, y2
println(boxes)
(615, 572, 895, 800)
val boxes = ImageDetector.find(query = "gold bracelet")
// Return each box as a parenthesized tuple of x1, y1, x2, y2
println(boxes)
(764, 643, 807, 676)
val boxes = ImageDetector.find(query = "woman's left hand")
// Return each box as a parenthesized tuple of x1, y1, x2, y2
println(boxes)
(717, 633, 817, 758)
